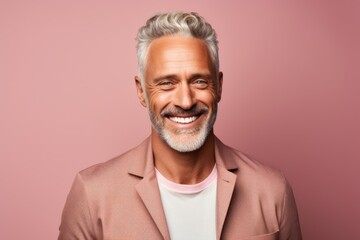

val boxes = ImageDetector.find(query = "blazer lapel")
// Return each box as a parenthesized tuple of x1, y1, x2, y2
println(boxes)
(216, 166, 237, 239)
(136, 171, 170, 240)
(129, 137, 170, 240)
(215, 137, 238, 239)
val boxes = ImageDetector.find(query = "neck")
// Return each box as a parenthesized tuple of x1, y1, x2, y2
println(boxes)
(152, 129, 216, 185)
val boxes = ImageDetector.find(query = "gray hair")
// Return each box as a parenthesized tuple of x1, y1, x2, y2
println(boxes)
(136, 12, 219, 84)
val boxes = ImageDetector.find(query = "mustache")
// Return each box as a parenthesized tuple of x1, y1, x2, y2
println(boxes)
(160, 105, 209, 117)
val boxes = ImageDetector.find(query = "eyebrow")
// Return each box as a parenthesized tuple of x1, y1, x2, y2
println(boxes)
(189, 73, 213, 81)
(153, 75, 177, 83)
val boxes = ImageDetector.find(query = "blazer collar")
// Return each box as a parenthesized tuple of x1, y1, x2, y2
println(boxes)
(128, 135, 239, 240)
(214, 136, 239, 171)
(127, 136, 154, 178)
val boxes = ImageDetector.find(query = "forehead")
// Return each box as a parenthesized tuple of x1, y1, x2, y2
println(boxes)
(145, 36, 213, 77)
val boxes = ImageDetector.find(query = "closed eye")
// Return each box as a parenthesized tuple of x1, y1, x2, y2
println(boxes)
(159, 81, 172, 86)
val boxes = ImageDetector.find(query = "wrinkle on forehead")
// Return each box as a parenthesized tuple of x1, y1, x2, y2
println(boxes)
(145, 36, 215, 79)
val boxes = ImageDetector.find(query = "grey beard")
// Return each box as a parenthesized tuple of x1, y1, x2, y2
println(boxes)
(148, 105, 217, 152)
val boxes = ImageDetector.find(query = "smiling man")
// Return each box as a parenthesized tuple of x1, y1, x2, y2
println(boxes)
(58, 12, 302, 240)
(138, 36, 219, 153)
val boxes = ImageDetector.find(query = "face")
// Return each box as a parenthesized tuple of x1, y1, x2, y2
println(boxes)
(136, 36, 222, 152)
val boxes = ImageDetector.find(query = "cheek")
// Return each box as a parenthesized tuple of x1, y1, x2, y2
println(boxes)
(196, 86, 218, 106)
(147, 88, 171, 113)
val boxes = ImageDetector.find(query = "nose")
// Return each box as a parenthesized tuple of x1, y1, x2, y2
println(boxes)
(173, 83, 195, 110)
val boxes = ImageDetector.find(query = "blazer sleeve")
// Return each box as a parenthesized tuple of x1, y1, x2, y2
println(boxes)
(279, 178, 302, 240)
(58, 173, 97, 240)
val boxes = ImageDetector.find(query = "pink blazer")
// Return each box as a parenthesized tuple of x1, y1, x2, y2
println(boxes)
(58, 137, 302, 240)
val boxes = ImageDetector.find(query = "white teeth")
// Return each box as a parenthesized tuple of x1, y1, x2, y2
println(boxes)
(169, 116, 198, 124)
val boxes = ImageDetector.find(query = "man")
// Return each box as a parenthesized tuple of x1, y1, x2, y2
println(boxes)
(58, 12, 302, 240)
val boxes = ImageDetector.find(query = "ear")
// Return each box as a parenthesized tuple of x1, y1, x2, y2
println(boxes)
(217, 72, 223, 103)
(135, 76, 147, 107)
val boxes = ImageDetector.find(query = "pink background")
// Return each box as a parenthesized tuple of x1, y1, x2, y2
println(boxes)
(1, 1, 359, 239)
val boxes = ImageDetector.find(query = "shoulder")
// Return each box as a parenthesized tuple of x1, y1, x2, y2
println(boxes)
(215, 139, 302, 237)
(216, 138, 288, 197)
(77, 137, 150, 187)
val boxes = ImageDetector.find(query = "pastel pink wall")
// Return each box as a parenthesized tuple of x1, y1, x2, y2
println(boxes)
(1, 1, 359, 239)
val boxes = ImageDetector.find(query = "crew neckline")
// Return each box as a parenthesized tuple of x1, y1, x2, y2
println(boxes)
(155, 165, 217, 194)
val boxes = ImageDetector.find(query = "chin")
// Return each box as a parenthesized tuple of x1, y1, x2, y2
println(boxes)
(149, 105, 218, 152)
(160, 126, 210, 153)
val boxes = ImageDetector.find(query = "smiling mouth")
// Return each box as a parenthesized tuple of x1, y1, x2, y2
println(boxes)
(162, 106, 208, 125)
(168, 115, 200, 124)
